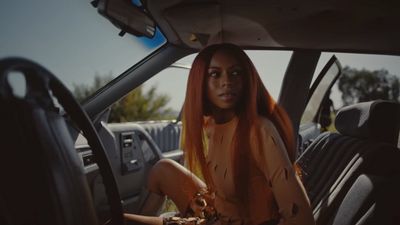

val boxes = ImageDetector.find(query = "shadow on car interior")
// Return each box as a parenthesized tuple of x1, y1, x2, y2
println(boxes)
(2, 0, 400, 224)
(297, 100, 400, 225)
(0, 58, 124, 225)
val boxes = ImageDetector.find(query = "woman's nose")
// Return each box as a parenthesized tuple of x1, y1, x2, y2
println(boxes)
(220, 72, 232, 87)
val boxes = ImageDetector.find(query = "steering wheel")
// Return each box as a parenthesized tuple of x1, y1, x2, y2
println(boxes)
(0, 57, 124, 225)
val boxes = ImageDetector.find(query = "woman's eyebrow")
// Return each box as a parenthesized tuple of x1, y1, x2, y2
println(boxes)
(229, 65, 243, 70)
(207, 67, 222, 72)
(208, 64, 242, 70)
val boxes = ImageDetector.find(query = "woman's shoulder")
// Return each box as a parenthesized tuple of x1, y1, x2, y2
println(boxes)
(252, 115, 279, 136)
(250, 115, 287, 154)
(249, 115, 286, 172)
(254, 115, 272, 126)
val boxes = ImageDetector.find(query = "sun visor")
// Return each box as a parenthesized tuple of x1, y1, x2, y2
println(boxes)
(145, 0, 400, 52)
(96, 0, 156, 38)
(163, 3, 279, 48)
(163, 3, 221, 48)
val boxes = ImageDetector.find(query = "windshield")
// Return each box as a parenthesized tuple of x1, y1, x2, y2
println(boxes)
(0, 0, 166, 100)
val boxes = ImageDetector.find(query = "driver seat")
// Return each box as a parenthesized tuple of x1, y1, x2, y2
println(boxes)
(0, 61, 98, 224)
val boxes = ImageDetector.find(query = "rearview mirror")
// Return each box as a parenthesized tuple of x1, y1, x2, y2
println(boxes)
(96, 0, 156, 38)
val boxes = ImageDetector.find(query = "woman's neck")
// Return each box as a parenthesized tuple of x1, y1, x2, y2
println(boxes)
(211, 108, 236, 124)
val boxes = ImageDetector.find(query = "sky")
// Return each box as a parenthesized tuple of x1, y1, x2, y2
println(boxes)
(1, 0, 400, 111)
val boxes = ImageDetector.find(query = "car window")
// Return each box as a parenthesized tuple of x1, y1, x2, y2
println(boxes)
(301, 56, 341, 124)
(305, 52, 400, 131)
(106, 49, 292, 123)
(0, 0, 166, 101)
(316, 52, 400, 106)
(133, 50, 292, 121)
(142, 66, 191, 120)
(248, 50, 292, 100)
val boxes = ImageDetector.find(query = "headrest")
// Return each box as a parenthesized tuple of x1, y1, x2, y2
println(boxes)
(335, 100, 400, 146)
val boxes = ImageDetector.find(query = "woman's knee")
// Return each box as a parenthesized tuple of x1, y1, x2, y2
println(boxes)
(151, 159, 181, 176)
(147, 159, 180, 192)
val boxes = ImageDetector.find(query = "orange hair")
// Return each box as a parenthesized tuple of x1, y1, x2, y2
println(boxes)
(182, 43, 295, 207)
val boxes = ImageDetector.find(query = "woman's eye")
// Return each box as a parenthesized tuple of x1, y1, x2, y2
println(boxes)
(231, 70, 242, 76)
(208, 71, 219, 77)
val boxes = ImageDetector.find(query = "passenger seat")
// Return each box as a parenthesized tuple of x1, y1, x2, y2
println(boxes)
(331, 173, 400, 225)
(296, 100, 400, 225)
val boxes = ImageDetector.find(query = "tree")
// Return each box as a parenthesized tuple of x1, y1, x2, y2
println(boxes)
(338, 67, 400, 106)
(73, 72, 113, 103)
(73, 73, 175, 122)
(109, 85, 174, 122)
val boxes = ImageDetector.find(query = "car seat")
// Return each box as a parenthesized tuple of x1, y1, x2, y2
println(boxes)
(0, 58, 123, 225)
(296, 100, 400, 225)
(331, 173, 400, 225)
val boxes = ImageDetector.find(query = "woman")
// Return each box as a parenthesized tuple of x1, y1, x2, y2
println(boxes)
(125, 43, 315, 225)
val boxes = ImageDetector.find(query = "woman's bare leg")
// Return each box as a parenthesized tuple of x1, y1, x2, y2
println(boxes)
(139, 191, 165, 216)
(124, 158, 206, 224)
(146, 158, 207, 213)
(123, 214, 163, 225)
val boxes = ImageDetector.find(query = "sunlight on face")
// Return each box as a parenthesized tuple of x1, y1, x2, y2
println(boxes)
(206, 50, 244, 116)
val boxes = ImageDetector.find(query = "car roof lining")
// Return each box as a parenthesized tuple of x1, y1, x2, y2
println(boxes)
(145, 0, 400, 54)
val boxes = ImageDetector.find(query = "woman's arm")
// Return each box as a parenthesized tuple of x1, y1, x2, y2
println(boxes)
(251, 118, 315, 225)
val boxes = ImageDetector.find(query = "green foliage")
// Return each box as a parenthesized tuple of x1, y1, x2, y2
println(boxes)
(73, 72, 113, 103)
(338, 67, 400, 106)
(73, 73, 175, 122)
(109, 85, 174, 122)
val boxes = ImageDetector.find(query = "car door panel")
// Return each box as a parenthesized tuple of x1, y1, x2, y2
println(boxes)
(139, 121, 183, 162)
(78, 122, 164, 218)
(299, 56, 342, 155)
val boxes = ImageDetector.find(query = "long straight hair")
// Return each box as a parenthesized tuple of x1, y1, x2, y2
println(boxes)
(182, 43, 295, 206)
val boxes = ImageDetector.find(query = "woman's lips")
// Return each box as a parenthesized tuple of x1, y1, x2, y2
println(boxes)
(219, 92, 236, 101)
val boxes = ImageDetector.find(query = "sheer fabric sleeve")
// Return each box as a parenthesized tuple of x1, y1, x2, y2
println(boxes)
(250, 118, 315, 225)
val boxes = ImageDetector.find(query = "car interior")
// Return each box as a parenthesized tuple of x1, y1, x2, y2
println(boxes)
(1, 0, 400, 225)
(297, 100, 400, 225)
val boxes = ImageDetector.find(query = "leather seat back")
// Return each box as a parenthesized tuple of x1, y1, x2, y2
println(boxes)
(0, 68, 98, 225)
(297, 100, 400, 225)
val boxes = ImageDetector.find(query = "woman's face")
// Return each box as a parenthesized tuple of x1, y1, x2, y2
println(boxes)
(206, 49, 244, 113)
